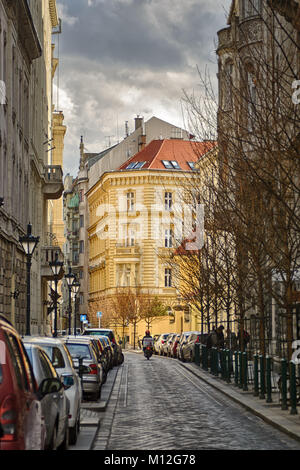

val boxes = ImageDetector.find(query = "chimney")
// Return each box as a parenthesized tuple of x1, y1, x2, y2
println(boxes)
(134, 115, 144, 131)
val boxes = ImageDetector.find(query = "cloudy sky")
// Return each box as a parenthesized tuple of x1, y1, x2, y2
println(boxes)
(53, 0, 232, 176)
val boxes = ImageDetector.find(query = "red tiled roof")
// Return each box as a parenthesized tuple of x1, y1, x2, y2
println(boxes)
(118, 139, 217, 172)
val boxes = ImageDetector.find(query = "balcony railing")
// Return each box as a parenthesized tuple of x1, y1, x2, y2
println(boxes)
(41, 246, 64, 280)
(43, 165, 64, 200)
(115, 245, 141, 256)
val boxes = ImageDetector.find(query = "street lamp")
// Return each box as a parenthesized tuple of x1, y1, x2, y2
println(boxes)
(71, 279, 80, 336)
(65, 266, 75, 335)
(19, 223, 40, 336)
(49, 252, 63, 337)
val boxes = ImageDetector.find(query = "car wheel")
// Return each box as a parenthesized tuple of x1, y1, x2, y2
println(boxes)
(48, 424, 58, 450)
(69, 412, 80, 445)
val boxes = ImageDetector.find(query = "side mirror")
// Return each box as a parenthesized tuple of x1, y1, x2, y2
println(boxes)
(37, 377, 63, 400)
(61, 374, 74, 389)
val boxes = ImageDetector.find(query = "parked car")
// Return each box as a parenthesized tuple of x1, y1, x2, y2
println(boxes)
(162, 333, 176, 356)
(0, 315, 46, 450)
(180, 332, 208, 362)
(176, 332, 193, 360)
(82, 328, 123, 366)
(154, 333, 170, 355)
(96, 336, 114, 371)
(86, 336, 109, 384)
(170, 334, 181, 358)
(23, 336, 82, 445)
(62, 336, 103, 401)
(23, 342, 70, 450)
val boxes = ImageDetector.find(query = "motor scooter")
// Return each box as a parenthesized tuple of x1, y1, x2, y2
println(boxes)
(144, 346, 153, 360)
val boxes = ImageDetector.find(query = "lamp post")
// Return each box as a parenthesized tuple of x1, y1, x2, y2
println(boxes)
(19, 223, 39, 336)
(49, 252, 63, 337)
(65, 266, 75, 335)
(71, 279, 80, 336)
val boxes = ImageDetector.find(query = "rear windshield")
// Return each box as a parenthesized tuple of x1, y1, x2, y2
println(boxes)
(66, 343, 92, 360)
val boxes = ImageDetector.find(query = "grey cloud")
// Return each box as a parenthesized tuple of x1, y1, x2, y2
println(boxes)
(55, 0, 232, 175)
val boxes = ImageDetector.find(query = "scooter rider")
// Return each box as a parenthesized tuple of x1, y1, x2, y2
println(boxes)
(142, 330, 154, 352)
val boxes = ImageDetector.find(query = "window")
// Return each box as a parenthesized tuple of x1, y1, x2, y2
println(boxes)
(246, 67, 257, 130)
(188, 162, 196, 170)
(127, 192, 134, 211)
(42, 346, 65, 368)
(242, 0, 261, 19)
(165, 268, 172, 287)
(165, 192, 173, 210)
(5, 332, 28, 390)
(165, 229, 173, 248)
(162, 160, 181, 170)
(39, 350, 56, 379)
(126, 161, 146, 169)
(79, 190, 84, 202)
(80, 240, 84, 254)
(80, 215, 84, 228)
(125, 227, 135, 247)
(223, 62, 233, 111)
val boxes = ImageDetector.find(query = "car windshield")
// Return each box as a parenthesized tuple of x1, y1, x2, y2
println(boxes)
(66, 343, 92, 359)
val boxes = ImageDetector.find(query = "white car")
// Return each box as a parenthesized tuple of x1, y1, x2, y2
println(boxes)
(154, 333, 171, 355)
(23, 336, 82, 446)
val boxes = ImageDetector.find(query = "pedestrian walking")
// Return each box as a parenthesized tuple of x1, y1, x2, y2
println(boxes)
(216, 325, 225, 349)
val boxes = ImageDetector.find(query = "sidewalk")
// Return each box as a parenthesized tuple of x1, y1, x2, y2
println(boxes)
(69, 367, 119, 450)
(178, 360, 300, 443)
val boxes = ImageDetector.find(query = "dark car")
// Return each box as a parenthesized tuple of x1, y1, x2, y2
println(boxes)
(82, 328, 123, 366)
(0, 315, 58, 450)
(180, 332, 208, 362)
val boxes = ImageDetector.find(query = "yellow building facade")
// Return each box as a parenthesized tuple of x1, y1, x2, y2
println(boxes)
(87, 139, 215, 344)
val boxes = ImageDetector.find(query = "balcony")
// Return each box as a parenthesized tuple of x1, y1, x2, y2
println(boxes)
(115, 245, 141, 257)
(41, 246, 64, 280)
(43, 165, 64, 200)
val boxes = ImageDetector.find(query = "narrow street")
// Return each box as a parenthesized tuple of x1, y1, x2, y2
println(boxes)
(92, 352, 300, 451)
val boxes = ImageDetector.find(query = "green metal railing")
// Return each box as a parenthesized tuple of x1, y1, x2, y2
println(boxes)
(196, 346, 300, 415)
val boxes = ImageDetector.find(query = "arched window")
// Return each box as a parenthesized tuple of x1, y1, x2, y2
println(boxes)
(246, 65, 257, 130)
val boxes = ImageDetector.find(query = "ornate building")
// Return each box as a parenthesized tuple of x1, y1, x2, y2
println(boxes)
(0, 0, 64, 334)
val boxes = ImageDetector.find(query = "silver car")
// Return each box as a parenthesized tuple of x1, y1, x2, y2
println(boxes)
(23, 336, 82, 445)
(24, 342, 70, 450)
(62, 336, 103, 401)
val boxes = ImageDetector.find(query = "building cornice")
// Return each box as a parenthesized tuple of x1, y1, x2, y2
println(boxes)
(49, 0, 59, 28)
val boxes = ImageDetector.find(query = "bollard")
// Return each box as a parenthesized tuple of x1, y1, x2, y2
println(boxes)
(220, 349, 226, 380)
(289, 361, 298, 415)
(202, 345, 208, 371)
(194, 342, 200, 366)
(266, 356, 272, 403)
(259, 355, 265, 399)
(238, 351, 243, 388)
(234, 351, 239, 386)
(281, 358, 288, 411)
(226, 349, 231, 383)
(242, 352, 248, 391)
(253, 355, 259, 397)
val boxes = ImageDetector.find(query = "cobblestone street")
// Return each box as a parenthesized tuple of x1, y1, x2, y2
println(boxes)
(93, 352, 300, 451)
